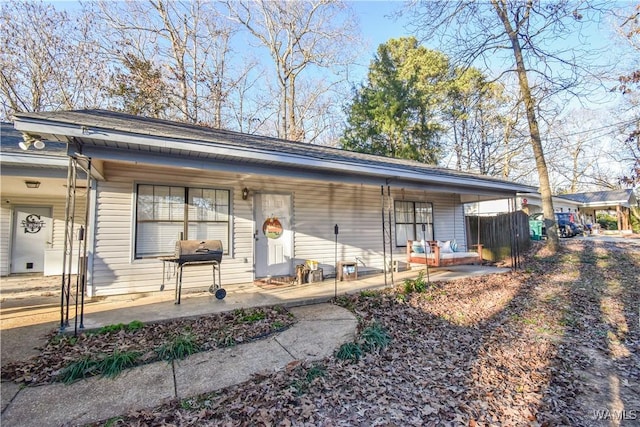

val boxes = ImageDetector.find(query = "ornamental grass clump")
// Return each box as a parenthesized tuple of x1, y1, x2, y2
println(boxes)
(58, 349, 141, 383)
(156, 333, 200, 361)
(360, 322, 391, 352)
(336, 321, 391, 362)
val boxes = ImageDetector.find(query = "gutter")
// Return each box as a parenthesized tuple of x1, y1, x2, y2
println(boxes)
(13, 117, 535, 194)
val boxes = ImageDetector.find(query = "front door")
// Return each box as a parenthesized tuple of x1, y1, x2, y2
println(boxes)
(11, 206, 52, 273)
(254, 193, 292, 278)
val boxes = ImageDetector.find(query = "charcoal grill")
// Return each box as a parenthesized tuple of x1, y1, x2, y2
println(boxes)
(159, 239, 225, 304)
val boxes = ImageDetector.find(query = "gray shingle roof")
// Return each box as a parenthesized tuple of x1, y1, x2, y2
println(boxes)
(560, 189, 634, 205)
(12, 109, 535, 192)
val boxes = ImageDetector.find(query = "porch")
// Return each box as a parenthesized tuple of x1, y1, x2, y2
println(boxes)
(1, 265, 509, 364)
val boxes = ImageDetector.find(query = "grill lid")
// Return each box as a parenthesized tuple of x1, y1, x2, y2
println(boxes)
(175, 240, 223, 263)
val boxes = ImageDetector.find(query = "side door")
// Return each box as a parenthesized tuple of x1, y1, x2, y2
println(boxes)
(254, 194, 293, 278)
(11, 206, 53, 273)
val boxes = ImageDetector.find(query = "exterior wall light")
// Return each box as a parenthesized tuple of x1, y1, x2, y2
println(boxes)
(25, 181, 41, 189)
(19, 134, 45, 150)
(242, 187, 249, 200)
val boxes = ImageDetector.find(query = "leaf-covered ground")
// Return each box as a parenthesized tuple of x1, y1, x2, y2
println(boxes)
(7, 239, 640, 426)
(1, 306, 295, 385)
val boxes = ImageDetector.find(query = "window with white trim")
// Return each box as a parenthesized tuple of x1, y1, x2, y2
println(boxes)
(394, 201, 434, 246)
(135, 184, 230, 258)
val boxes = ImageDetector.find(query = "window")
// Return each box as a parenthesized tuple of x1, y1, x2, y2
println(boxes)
(135, 184, 230, 258)
(395, 201, 433, 246)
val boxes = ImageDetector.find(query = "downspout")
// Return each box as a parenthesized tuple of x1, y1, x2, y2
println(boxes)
(477, 196, 481, 250)
(85, 177, 98, 298)
(381, 185, 387, 287)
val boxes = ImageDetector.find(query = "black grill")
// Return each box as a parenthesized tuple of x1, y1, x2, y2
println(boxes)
(160, 239, 225, 303)
(174, 240, 223, 264)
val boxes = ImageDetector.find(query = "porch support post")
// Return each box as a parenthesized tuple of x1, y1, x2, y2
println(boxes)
(617, 205, 622, 231)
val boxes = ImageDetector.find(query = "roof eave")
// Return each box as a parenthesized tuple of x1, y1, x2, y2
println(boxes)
(13, 115, 533, 195)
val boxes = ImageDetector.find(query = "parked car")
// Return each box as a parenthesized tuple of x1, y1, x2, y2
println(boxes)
(530, 212, 581, 238)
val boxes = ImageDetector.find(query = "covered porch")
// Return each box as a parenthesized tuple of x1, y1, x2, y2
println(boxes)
(1, 264, 509, 343)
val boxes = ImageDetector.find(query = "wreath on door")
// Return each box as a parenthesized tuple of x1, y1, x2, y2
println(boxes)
(262, 216, 283, 239)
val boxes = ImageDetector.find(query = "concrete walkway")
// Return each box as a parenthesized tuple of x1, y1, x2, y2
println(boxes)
(1, 303, 357, 427)
(1, 265, 509, 426)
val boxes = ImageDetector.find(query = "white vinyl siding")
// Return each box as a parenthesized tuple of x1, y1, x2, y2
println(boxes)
(431, 193, 469, 250)
(0, 204, 11, 276)
(88, 162, 470, 296)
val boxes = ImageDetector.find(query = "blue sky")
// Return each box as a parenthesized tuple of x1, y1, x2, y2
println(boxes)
(349, 1, 636, 109)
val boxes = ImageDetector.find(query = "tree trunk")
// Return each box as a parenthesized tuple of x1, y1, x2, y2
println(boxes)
(289, 74, 296, 140)
(492, 0, 559, 251)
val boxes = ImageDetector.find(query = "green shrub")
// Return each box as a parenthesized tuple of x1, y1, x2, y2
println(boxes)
(126, 320, 144, 332)
(403, 280, 414, 294)
(291, 363, 326, 395)
(272, 321, 285, 330)
(234, 308, 267, 323)
(597, 213, 618, 230)
(104, 417, 123, 427)
(359, 290, 378, 298)
(334, 295, 355, 311)
(219, 334, 236, 347)
(96, 320, 144, 335)
(97, 323, 126, 334)
(242, 310, 267, 323)
(413, 272, 427, 293)
(305, 364, 326, 382)
(631, 207, 640, 233)
(403, 272, 428, 294)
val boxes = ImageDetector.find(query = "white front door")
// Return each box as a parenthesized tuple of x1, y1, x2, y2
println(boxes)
(11, 206, 52, 273)
(254, 193, 292, 278)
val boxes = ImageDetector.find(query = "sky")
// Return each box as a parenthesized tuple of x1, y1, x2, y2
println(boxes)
(347, 2, 413, 83)
(346, 1, 638, 186)
(348, 1, 635, 82)
(29, 0, 640, 186)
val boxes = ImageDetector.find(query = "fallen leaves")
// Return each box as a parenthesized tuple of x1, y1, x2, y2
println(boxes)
(7, 240, 640, 426)
(1, 306, 295, 385)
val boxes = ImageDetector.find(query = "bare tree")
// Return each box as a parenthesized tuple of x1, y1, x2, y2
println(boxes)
(544, 111, 635, 192)
(97, 0, 239, 127)
(224, 0, 360, 141)
(0, 1, 107, 119)
(614, 4, 640, 185)
(406, 0, 616, 251)
(445, 67, 531, 178)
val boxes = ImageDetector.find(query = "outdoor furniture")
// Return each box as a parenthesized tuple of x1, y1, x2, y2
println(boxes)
(337, 261, 358, 281)
(407, 240, 483, 267)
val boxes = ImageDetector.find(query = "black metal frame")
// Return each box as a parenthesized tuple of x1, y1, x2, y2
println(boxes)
(60, 154, 91, 336)
(159, 258, 224, 304)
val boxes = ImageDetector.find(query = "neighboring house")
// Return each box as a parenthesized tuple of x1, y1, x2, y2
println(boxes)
(561, 189, 638, 231)
(10, 110, 534, 297)
(0, 122, 86, 277)
(465, 192, 582, 217)
(467, 189, 638, 233)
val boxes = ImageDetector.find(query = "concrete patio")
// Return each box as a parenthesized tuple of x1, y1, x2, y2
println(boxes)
(1, 264, 509, 334)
